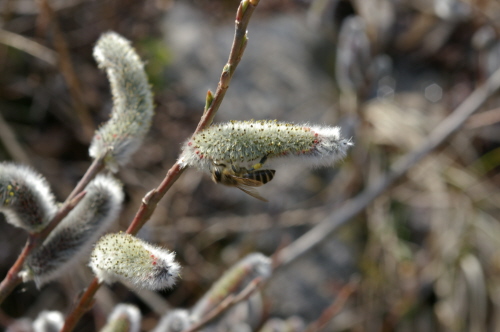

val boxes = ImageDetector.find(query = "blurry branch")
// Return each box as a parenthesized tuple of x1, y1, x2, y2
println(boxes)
(466, 107, 500, 128)
(182, 277, 264, 332)
(275, 66, 500, 268)
(0, 28, 57, 65)
(0, 0, 86, 15)
(133, 289, 172, 316)
(61, 1, 261, 331)
(0, 111, 31, 164)
(36, 0, 94, 142)
(304, 280, 358, 332)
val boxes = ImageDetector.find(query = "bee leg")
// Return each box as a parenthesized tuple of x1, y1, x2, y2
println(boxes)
(249, 155, 269, 171)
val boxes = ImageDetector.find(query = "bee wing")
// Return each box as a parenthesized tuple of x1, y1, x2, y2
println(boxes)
(236, 185, 268, 202)
(232, 176, 264, 187)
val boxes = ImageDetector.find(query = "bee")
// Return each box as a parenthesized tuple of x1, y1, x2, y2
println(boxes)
(211, 156, 275, 202)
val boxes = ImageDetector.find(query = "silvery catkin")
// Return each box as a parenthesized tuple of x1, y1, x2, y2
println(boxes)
(0, 162, 57, 233)
(89, 32, 154, 172)
(179, 120, 352, 172)
(90, 233, 181, 291)
(23, 175, 124, 287)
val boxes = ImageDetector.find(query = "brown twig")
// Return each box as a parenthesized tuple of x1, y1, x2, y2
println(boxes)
(0, 157, 105, 305)
(274, 66, 500, 269)
(194, 0, 259, 133)
(60, 277, 101, 332)
(36, 157, 105, 241)
(465, 107, 500, 129)
(0, 28, 58, 65)
(36, 0, 94, 142)
(0, 111, 32, 164)
(304, 281, 358, 332)
(60, 1, 261, 331)
(182, 277, 264, 332)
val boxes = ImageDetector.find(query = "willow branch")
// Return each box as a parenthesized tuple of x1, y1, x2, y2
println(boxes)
(61, 2, 261, 331)
(36, 0, 94, 142)
(304, 281, 357, 332)
(182, 278, 264, 332)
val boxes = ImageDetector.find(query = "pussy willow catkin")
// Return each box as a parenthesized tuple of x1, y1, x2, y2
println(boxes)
(23, 175, 124, 287)
(90, 233, 180, 290)
(179, 120, 352, 171)
(0, 162, 57, 233)
(101, 304, 141, 332)
(191, 253, 272, 321)
(89, 32, 154, 172)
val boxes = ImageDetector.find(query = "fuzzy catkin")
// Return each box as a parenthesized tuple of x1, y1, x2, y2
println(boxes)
(152, 310, 191, 332)
(0, 162, 57, 233)
(191, 253, 272, 320)
(89, 32, 154, 172)
(33, 311, 64, 332)
(179, 120, 352, 172)
(100, 304, 141, 332)
(90, 233, 181, 291)
(24, 175, 124, 287)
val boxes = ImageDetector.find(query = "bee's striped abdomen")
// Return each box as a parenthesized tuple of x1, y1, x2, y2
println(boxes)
(244, 169, 275, 184)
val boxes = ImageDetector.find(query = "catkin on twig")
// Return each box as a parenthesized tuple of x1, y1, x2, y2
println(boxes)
(23, 175, 124, 287)
(179, 120, 352, 172)
(89, 32, 154, 172)
(90, 233, 181, 291)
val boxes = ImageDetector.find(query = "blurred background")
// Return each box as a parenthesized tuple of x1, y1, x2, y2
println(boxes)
(1, 0, 500, 331)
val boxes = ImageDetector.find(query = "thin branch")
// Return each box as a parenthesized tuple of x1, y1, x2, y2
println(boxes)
(194, 0, 260, 133)
(182, 277, 264, 332)
(0, 28, 58, 65)
(60, 2, 261, 331)
(275, 67, 500, 268)
(466, 106, 500, 129)
(36, 0, 94, 142)
(0, 111, 32, 164)
(304, 281, 357, 332)
(60, 278, 101, 332)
